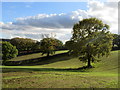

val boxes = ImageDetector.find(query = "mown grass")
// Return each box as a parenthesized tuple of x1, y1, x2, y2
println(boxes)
(2, 50, 119, 88)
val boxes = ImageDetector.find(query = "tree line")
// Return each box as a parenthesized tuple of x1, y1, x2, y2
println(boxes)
(1, 37, 64, 64)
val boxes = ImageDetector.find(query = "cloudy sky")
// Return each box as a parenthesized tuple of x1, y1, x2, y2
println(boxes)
(1, 0, 118, 43)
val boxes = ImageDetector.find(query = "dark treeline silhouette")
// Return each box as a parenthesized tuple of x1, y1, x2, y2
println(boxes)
(0, 38, 10, 42)
(112, 46, 120, 51)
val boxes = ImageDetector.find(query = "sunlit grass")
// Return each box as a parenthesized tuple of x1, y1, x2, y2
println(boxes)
(2, 50, 119, 88)
(7, 50, 68, 61)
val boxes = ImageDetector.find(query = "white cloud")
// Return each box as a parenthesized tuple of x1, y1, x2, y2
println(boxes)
(107, 0, 119, 2)
(14, 13, 81, 29)
(1, 1, 118, 43)
(88, 0, 118, 34)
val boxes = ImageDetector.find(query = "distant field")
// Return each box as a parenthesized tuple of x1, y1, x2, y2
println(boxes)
(2, 50, 119, 88)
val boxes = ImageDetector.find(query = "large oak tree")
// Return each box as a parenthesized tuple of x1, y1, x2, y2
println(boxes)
(66, 18, 113, 68)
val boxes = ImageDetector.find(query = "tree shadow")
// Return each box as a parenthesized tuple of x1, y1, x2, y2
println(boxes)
(2, 66, 93, 73)
(4, 53, 75, 66)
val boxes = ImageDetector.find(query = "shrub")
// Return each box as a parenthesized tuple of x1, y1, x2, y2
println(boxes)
(2, 41, 18, 64)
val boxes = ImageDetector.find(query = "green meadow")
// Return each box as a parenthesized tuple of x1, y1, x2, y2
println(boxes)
(1, 50, 119, 88)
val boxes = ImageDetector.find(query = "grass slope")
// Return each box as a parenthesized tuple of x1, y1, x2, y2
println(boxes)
(2, 50, 119, 88)
(8, 50, 68, 61)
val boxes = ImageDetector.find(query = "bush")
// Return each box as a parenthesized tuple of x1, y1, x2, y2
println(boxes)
(2, 41, 18, 64)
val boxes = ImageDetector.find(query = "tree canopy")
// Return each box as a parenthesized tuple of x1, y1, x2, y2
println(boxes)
(40, 38, 63, 57)
(10, 37, 40, 51)
(2, 41, 18, 64)
(65, 18, 113, 68)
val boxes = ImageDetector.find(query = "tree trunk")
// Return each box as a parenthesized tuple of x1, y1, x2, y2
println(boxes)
(87, 56, 92, 68)
(47, 52, 50, 57)
(86, 44, 92, 68)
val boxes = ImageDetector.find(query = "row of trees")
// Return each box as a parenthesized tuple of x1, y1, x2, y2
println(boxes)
(10, 37, 64, 53)
(10, 38, 40, 51)
(2, 37, 63, 63)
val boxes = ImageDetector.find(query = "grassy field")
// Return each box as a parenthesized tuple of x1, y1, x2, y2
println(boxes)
(1, 50, 119, 88)
(8, 50, 68, 61)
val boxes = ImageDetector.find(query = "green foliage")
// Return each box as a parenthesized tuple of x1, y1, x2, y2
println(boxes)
(65, 40, 75, 54)
(40, 38, 63, 56)
(66, 17, 113, 67)
(54, 39, 63, 50)
(2, 41, 18, 62)
(113, 34, 120, 48)
(10, 37, 40, 51)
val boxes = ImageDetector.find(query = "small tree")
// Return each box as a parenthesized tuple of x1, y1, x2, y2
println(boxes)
(66, 18, 113, 68)
(2, 41, 18, 63)
(40, 38, 63, 57)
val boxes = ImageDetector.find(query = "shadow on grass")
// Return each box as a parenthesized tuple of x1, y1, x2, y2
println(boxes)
(5, 53, 74, 66)
(2, 66, 93, 73)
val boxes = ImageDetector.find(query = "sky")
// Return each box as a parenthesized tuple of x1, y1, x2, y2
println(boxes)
(2, 2, 88, 22)
(0, 0, 118, 43)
